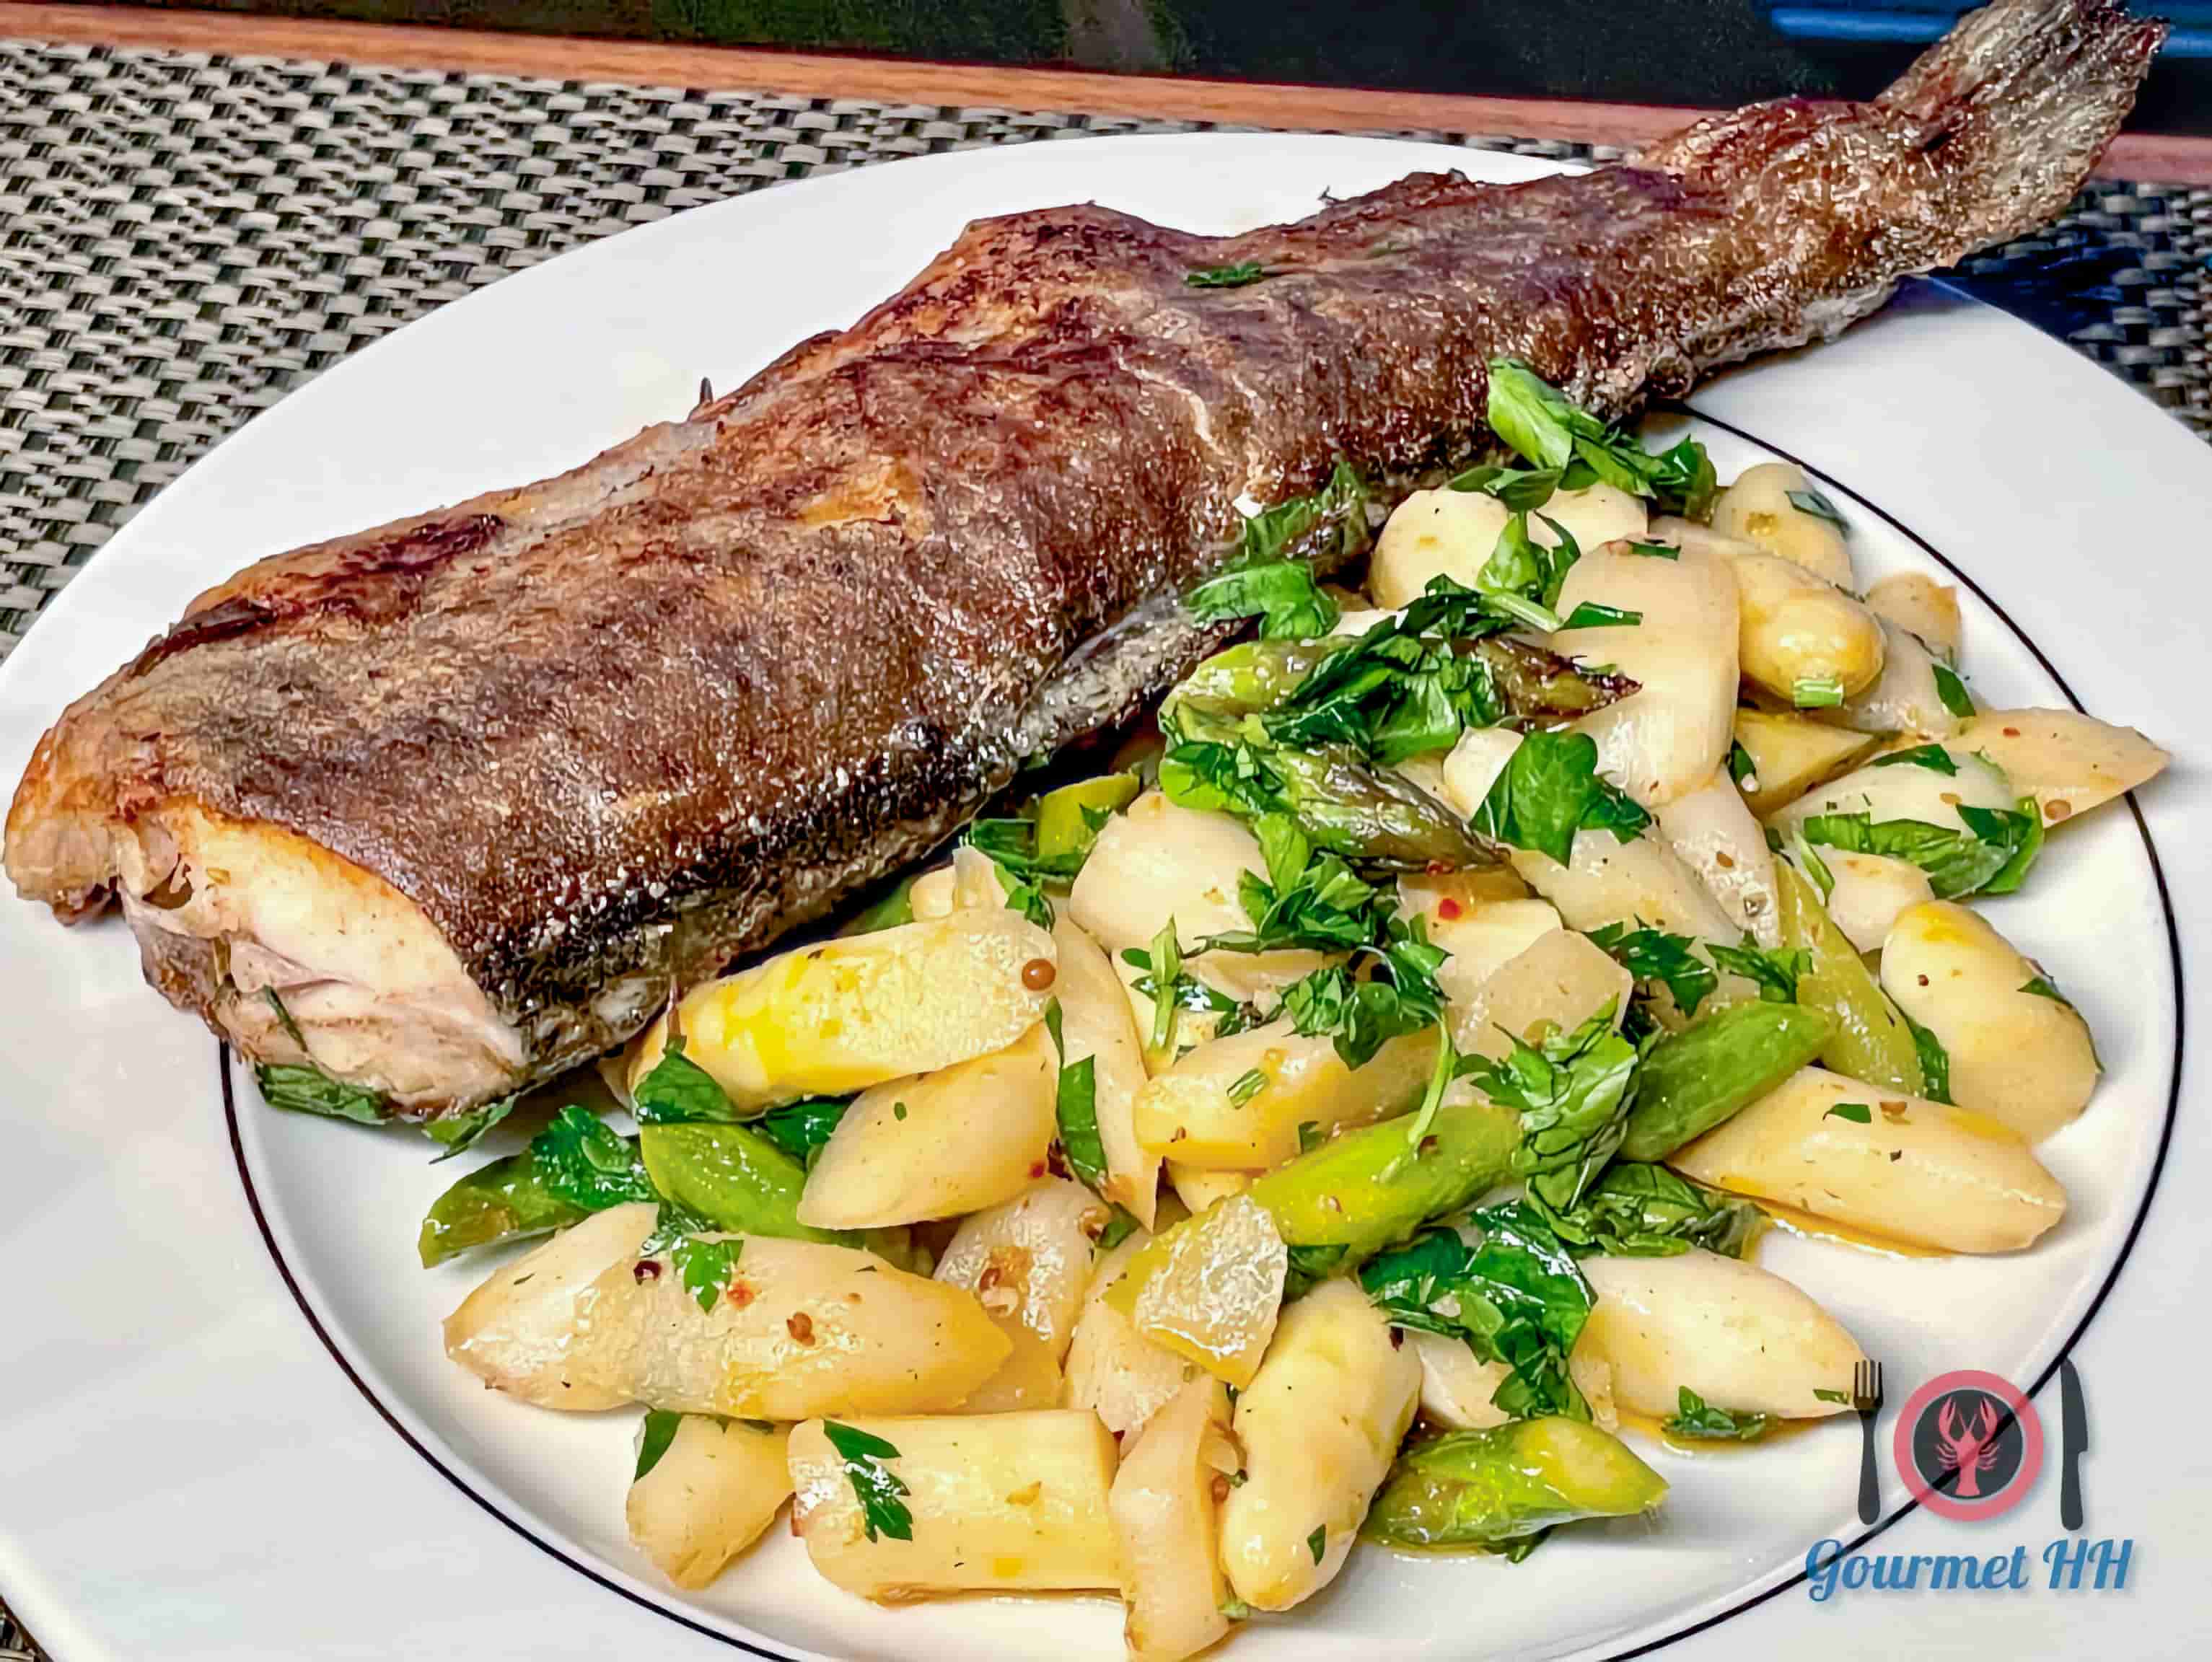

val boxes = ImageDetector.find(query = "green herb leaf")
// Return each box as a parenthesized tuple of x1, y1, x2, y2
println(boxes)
(1096, 1209, 1141, 1252)
(1361, 1204, 1594, 1420)
(1904, 1013, 1953, 1104)
(1307, 1526, 1327, 1565)
(1487, 359, 1580, 471)
(1627, 540, 1682, 561)
(1786, 487, 1848, 530)
(423, 1096, 517, 1161)
(1281, 1241, 1350, 1301)
(1824, 1101, 1873, 1124)
(1797, 807, 2040, 902)
(1560, 602, 1642, 630)
(1707, 941, 1808, 1004)
(1462, 1005, 1640, 1211)
(1185, 261, 1267, 289)
(1872, 743, 1958, 775)
(633, 1037, 739, 1125)
(2021, 974, 2070, 1003)
(822, 1421, 915, 1543)
(635, 1410, 683, 1481)
(254, 1062, 390, 1126)
(1472, 729, 1651, 869)
(1664, 1386, 1770, 1441)
(1584, 923, 1719, 1018)
(1727, 741, 1757, 787)
(1813, 1387, 1851, 1405)
(1259, 592, 1507, 767)
(1238, 458, 1371, 568)
(1447, 462, 1563, 512)
(1535, 1162, 1764, 1259)
(1188, 559, 1339, 640)
(530, 1106, 657, 1211)
(671, 1234, 742, 1313)
(752, 1096, 848, 1168)
(1932, 661, 1976, 719)
(1791, 676, 1845, 709)
(1044, 998, 1110, 1195)
(1296, 1119, 1323, 1153)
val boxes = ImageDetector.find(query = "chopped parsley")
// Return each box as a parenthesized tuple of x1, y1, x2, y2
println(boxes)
(1728, 740, 1757, 787)
(1707, 941, 1809, 1004)
(1585, 923, 1718, 1018)
(253, 991, 389, 1125)
(1307, 1526, 1328, 1565)
(632, 1037, 739, 1125)
(422, 1096, 516, 1161)
(1258, 587, 1508, 766)
(752, 1096, 848, 1169)
(2021, 973, 2071, 1003)
(635, 1409, 683, 1481)
(1903, 1013, 1952, 1104)
(1824, 1101, 1874, 1124)
(531, 1106, 657, 1211)
(1626, 540, 1682, 560)
(1237, 457, 1371, 568)
(1932, 661, 1976, 718)
(1786, 486, 1848, 530)
(1796, 801, 2042, 900)
(1791, 675, 1845, 709)
(1361, 1204, 1593, 1420)
(1484, 356, 1717, 519)
(1461, 1005, 1641, 1213)
(1538, 1162, 1763, 1259)
(1187, 559, 1339, 640)
(822, 1421, 915, 1542)
(1447, 462, 1565, 511)
(1664, 1387, 1770, 1441)
(1043, 998, 1109, 1194)
(1872, 743, 1958, 775)
(1185, 261, 1268, 289)
(1471, 728, 1651, 869)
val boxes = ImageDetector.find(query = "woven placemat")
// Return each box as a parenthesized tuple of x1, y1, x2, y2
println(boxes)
(0, 35, 2205, 1656)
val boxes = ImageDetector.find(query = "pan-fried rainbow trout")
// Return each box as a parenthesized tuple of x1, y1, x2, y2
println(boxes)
(4, 1, 2163, 1119)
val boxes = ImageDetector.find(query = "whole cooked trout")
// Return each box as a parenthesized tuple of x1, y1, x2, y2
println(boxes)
(3, 0, 2162, 1117)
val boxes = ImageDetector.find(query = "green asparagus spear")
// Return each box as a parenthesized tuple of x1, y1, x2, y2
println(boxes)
(1361, 1418, 1667, 1552)
(1619, 1001, 1835, 1162)
(1773, 863, 1923, 1095)
(416, 1150, 587, 1267)
(1177, 637, 1632, 726)
(1106, 1096, 1522, 1316)
(639, 1122, 921, 1268)
(1033, 772, 1141, 861)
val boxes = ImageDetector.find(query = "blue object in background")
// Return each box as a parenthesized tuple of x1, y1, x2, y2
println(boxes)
(1762, 3, 2211, 55)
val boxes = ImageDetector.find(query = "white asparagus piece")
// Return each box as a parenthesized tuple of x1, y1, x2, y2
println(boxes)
(789, 1412, 1120, 1600)
(1669, 1065, 2067, 1253)
(626, 1417, 792, 1589)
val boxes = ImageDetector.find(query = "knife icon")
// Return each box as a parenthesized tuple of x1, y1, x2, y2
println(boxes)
(2059, 1358, 2089, 1531)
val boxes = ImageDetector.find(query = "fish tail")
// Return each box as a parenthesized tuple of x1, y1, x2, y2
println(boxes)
(1875, 0, 2167, 245)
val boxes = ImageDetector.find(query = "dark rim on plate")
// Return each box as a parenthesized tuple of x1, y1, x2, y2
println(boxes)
(221, 410, 2186, 1662)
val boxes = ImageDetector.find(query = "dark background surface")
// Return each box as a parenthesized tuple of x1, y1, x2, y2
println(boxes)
(83, 1, 2212, 132)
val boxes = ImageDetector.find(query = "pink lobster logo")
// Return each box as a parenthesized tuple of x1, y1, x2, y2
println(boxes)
(1894, 1371, 2045, 1522)
(1934, 1397, 2005, 1499)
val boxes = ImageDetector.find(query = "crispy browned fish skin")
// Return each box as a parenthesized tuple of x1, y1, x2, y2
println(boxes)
(4, 1, 2164, 1114)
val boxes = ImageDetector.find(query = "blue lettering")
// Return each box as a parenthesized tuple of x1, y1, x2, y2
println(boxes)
(1807, 1539, 1845, 1603)
(1871, 1555, 1921, 1591)
(1982, 1552, 2013, 1589)
(2006, 1546, 2029, 1590)
(1842, 1554, 1871, 1590)
(1930, 1555, 1971, 1592)
(2046, 1538, 2091, 1590)
(2092, 1538, 2133, 1591)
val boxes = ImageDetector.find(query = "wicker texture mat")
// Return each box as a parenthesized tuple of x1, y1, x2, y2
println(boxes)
(0, 36, 2205, 1650)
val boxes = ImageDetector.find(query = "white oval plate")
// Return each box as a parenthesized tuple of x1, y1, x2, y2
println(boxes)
(0, 135, 2204, 1662)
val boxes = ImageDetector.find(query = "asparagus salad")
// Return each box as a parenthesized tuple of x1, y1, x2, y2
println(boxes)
(416, 361, 2166, 1657)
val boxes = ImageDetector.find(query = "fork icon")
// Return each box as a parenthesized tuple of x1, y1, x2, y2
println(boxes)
(1852, 1360, 1885, 1525)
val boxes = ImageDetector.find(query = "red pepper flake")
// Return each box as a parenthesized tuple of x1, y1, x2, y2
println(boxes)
(633, 1259, 662, 1283)
(725, 1280, 755, 1309)
(1436, 896, 1464, 921)
(1028, 1159, 1048, 1178)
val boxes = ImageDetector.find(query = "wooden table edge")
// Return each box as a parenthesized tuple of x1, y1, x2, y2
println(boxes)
(1, 2, 2207, 183)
